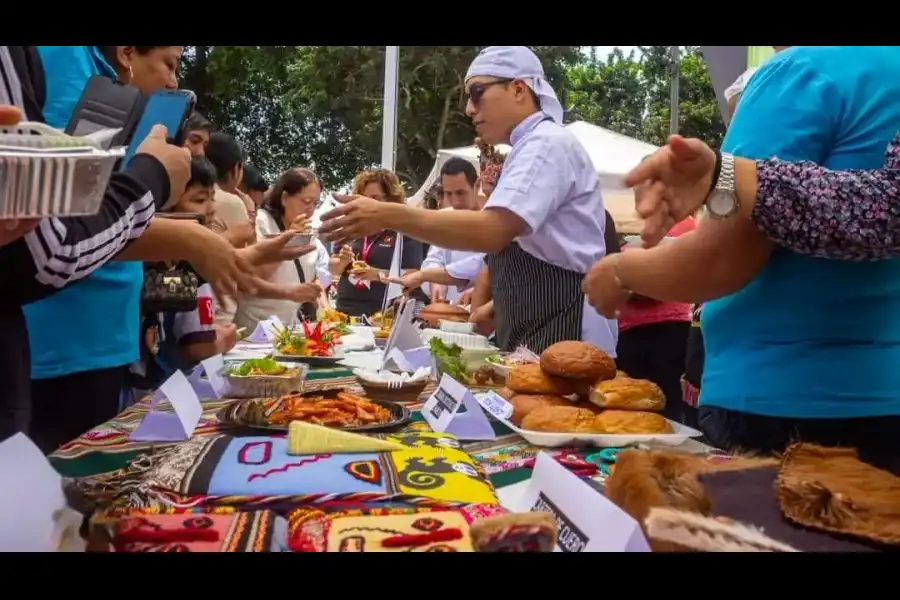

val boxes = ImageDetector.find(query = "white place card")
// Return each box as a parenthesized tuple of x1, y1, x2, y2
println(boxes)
(421, 373, 495, 441)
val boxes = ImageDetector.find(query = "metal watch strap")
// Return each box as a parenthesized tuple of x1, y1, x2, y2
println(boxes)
(716, 152, 736, 193)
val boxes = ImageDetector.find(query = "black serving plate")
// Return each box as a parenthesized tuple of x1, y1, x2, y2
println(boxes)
(217, 390, 411, 433)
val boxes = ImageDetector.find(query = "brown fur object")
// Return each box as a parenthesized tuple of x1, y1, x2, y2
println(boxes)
(540, 341, 617, 381)
(778, 444, 900, 546)
(604, 448, 777, 552)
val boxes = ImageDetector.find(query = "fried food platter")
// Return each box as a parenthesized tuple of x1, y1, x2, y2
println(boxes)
(218, 390, 411, 433)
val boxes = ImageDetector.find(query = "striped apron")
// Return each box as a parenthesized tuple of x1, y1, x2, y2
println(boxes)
(486, 242, 584, 353)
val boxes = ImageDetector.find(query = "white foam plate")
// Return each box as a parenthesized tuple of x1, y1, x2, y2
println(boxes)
(624, 235, 676, 248)
(421, 329, 494, 349)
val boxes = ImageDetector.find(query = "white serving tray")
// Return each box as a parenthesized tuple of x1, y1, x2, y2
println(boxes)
(420, 329, 494, 349)
(474, 393, 701, 448)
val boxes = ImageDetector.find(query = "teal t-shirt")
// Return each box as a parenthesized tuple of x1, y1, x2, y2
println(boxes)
(25, 47, 142, 379)
(701, 46, 900, 419)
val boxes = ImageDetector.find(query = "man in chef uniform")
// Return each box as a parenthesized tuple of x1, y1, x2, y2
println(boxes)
(320, 46, 617, 355)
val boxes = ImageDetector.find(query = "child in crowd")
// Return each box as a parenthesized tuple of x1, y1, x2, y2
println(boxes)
(127, 158, 239, 397)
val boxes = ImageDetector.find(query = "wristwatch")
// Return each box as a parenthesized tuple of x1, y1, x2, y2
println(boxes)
(705, 151, 738, 218)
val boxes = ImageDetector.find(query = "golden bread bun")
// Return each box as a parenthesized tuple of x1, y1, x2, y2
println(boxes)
(506, 364, 580, 395)
(540, 341, 617, 381)
(508, 394, 572, 426)
(591, 410, 672, 435)
(589, 378, 666, 412)
(519, 405, 597, 434)
(496, 387, 517, 401)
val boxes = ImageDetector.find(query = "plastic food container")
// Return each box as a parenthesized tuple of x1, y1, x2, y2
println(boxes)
(0, 122, 125, 218)
(439, 320, 475, 334)
(420, 329, 494, 349)
(222, 362, 309, 398)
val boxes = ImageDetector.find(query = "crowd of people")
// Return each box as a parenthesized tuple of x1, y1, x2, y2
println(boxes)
(2, 44, 900, 480)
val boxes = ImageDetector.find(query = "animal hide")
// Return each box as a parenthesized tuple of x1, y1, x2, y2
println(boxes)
(778, 444, 900, 547)
(603, 449, 776, 552)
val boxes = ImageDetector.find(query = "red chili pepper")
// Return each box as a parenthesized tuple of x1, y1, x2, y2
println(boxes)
(302, 321, 311, 338)
(313, 321, 323, 342)
(381, 528, 463, 548)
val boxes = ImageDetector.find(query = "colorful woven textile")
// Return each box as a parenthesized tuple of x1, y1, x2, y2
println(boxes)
(98, 511, 285, 552)
(77, 431, 499, 511)
(288, 503, 505, 552)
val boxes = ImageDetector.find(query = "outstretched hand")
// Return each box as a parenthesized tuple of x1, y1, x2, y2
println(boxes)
(318, 193, 392, 243)
(623, 135, 717, 246)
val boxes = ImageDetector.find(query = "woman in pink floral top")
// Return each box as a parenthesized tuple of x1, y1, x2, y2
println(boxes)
(623, 132, 900, 261)
(616, 217, 696, 424)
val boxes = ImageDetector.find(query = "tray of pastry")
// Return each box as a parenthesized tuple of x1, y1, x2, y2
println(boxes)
(474, 341, 702, 448)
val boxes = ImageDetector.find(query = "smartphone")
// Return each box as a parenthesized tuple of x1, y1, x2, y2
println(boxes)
(121, 89, 196, 168)
(65, 75, 146, 149)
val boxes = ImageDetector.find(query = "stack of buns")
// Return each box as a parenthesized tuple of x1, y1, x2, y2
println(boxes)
(499, 341, 672, 436)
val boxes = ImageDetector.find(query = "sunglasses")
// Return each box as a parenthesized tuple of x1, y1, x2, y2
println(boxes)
(467, 78, 512, 106)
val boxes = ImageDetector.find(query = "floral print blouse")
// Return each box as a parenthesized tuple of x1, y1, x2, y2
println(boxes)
(753, 131, 900, 261)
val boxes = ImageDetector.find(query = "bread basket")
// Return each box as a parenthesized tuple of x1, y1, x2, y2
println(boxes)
(357, 378, 429, 404)
(223, 363, 309, 399)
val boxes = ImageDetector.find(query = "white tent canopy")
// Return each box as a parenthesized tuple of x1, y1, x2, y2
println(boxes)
(408, 121, 657, 235)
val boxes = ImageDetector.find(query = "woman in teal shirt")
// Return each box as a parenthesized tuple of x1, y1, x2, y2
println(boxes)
(585, 47, 900, 475)
(26, 46, 182, 453)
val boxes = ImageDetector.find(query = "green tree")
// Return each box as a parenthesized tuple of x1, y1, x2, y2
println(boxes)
(637, 45, 724, 148)
(567, 47, 644, 138)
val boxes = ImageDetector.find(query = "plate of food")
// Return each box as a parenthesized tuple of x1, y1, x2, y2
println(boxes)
(218, 390, 411, 432)
(485, 346, 541, 378)
(429, 338, 505, 389)
(476, 341, 703, 448)
(222, 357, 308, 399)
(271, 322, 345, 365)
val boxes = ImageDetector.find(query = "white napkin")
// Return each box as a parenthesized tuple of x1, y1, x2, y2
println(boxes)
(353, 367, 431, 384)
(349, 274, 371, 289)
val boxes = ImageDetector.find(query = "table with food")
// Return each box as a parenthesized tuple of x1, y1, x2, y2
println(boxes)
(50, 306, 874, 553)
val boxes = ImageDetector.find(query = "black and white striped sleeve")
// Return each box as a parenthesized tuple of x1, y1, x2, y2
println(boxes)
(2, 154, 169, 305)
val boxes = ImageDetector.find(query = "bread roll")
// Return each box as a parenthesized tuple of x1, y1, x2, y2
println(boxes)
(540, 341, 617, 381)
(508, 394, 572, 426)
(591, 410, 672, 435)
(589, 378, 666, 412)
(506, 364, 580, 396)
(519, 405, 597, 434)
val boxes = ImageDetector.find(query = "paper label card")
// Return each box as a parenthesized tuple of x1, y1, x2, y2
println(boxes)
(477, 390, 514, 421)
(0, 433, 67, 552)
(246, 315, 285, 344)
(421, 374, 495, 441)
(131, 370, 203, 442)
(381, 299, 424, 370)
(518, 453, 651, 553)
(200, 354, 229, 398)
(386, 346, 431, 373)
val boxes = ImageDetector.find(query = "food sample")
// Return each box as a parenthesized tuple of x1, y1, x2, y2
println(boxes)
(350, 260, 368, 273)
(429, 339, 502, 387)
(540, 341, 617, 381)
(519, 405, 597, 434)
(508, 394, 572, 426)
(243, 392, 393, 428)
(224, 358, 298, 378)
(288, 421, 405, 455)
(506, 364, 580, 396)
(589, 378, 666, 412)
(273, 322, 339, 357)
(321, 308, 350, 324)
(470, 513, 558, 553)
(471, 364, 503, 387)
(592, 410, 672, 435)
(418, 300, 470, 328)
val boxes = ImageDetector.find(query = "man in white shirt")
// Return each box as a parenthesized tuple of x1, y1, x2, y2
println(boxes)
(414, 158, 486, 303)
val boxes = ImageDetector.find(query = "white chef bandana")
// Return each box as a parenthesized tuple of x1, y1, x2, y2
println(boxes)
(466, 46, 564, 125)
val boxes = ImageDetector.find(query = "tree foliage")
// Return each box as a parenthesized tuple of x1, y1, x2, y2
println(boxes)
(180, 45, 724, 191)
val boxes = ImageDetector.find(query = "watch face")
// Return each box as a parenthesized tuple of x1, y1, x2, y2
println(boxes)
(708, 190, 737, 218)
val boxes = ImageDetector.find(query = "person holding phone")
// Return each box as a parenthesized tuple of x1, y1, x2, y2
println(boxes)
(236, 168, 329, 328)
